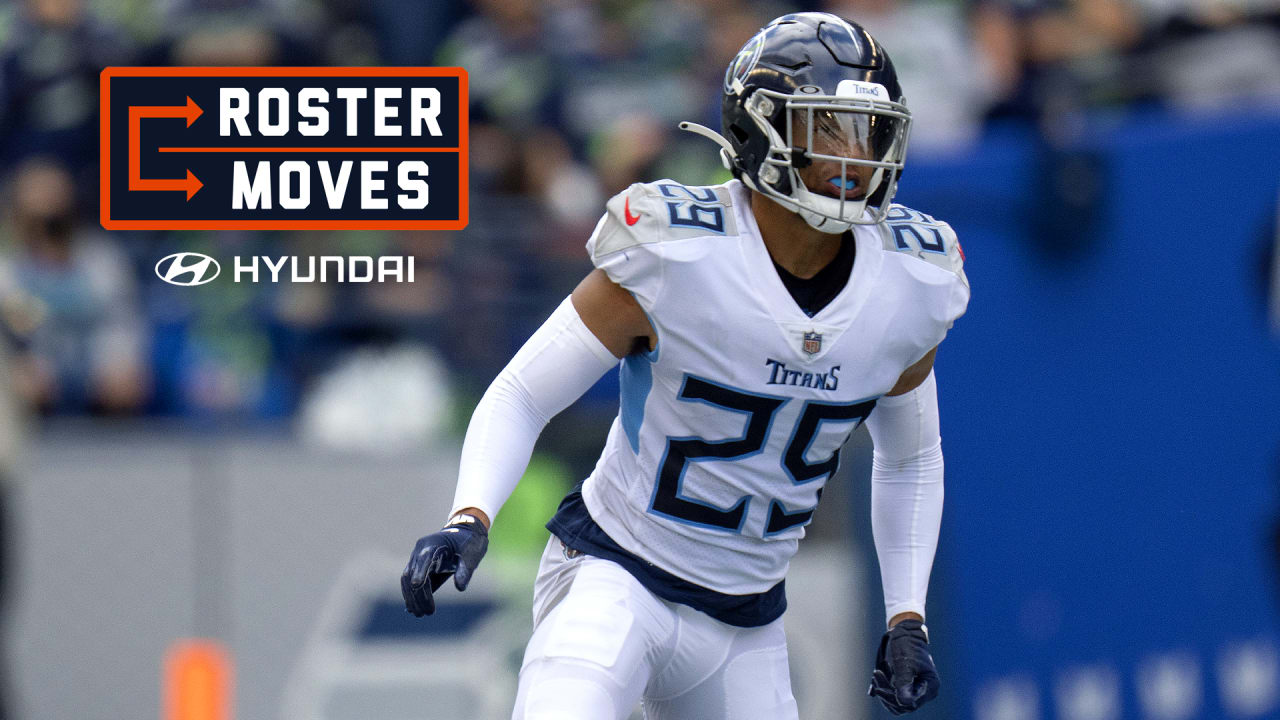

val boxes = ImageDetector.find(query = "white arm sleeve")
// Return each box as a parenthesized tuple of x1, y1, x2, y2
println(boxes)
(866, 370, 945, 624)
(449, 296, 619, 523)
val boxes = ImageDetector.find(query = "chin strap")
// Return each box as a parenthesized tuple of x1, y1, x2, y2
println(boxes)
(798, 206, 853, 234)
(677, 121, 736, 171)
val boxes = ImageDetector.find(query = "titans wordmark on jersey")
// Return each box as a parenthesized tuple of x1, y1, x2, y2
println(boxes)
(579, 178, 969, 596)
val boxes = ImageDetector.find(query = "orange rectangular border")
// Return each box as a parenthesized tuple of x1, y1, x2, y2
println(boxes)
(100, 66, 469, 231)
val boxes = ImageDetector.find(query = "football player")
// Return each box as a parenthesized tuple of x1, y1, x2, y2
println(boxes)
(402, 12, 969, 718)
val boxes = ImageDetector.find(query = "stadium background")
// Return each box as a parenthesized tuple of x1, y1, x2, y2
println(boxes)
(0, 0, 1278, 718)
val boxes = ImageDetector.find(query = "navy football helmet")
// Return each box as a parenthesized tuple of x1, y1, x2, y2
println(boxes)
(681, 12, 911, 231)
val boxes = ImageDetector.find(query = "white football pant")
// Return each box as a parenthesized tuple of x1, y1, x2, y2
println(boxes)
(512, 537, 799, 720)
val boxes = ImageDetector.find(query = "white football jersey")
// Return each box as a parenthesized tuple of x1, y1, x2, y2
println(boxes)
(580, 178, 969, 595)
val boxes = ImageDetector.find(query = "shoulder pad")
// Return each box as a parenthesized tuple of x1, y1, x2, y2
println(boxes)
(590, 179, 739, 260)
(880, 204, 968, 290)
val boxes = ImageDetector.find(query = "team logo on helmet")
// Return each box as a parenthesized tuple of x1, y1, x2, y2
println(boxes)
(723, 29, 767, 94)
(836, 79, 889, 100)
(155, 252, 220, 286)
(803, 331, 823, 356)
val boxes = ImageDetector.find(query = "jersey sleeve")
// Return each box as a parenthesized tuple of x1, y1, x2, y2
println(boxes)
(587, 180, 740, 312)
(584, 184, 670, 311)
(881, 205, 970, 328)
(933, 221, 969, 329)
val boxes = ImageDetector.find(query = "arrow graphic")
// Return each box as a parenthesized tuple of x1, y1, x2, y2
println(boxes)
(129, 97, 204, 200)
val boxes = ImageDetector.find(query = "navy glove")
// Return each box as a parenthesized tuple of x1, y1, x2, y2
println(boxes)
(400, 517, 488, 617)
(868, 619, 940, 715)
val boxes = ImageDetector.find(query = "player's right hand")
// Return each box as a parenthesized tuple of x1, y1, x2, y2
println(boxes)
(868, 619, 940, 715)
(400, 516, 489, 617)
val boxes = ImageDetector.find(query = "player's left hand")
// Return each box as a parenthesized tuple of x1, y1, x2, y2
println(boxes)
(400, 518, 488, 617)
(868, 619, 940, 715)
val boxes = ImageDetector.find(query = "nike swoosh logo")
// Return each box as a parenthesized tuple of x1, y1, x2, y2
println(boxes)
(624, 197, 641, 226)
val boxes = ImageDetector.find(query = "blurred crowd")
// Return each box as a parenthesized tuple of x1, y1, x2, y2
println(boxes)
(0, 0, 1276, 425)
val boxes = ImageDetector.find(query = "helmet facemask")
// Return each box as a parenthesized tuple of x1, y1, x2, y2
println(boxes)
(743, 85, 910, 233)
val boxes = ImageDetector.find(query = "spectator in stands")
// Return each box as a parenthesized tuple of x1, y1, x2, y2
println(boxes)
(1128, 0, 1280, 109)
(326, 0, 467, 67)
(826, 0, 1001, 151)
(0, 0, 134, 204)
(970, 0, 1142, 127)
(137, 0, 319, 67)
(0, 158, 149, 415)
(435, 0, 563, 132)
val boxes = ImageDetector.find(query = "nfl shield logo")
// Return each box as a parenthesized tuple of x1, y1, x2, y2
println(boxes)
(803, 331, 822, 356)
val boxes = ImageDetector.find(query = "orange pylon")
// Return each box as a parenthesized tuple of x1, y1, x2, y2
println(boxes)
(163, 639, 231, 720)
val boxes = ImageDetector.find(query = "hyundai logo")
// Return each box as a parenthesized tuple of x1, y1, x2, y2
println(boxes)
(155, 252, 220, 286)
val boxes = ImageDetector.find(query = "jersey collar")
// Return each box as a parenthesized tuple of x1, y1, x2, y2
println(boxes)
(730, 179, 882, 363)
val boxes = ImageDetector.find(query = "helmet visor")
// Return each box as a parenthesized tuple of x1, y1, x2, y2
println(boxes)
(787, 104, 906, 203)
(744, 87, 911, 227)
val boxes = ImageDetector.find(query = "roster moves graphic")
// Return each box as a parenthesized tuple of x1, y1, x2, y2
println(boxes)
(100, 67, 467, 230)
